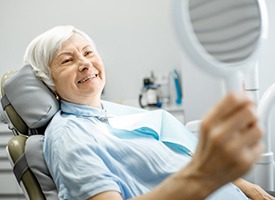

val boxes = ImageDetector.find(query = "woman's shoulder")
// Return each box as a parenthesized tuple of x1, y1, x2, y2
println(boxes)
(45, 110, 78, 141)
(48, 109, 82, 127)
(45, 110, 101, 142)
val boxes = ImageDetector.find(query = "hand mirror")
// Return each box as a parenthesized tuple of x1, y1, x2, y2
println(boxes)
(172, 0, 268, 92)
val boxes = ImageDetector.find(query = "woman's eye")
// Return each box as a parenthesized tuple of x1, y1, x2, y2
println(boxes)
(84, 51, 93, 57)
(61, 58, 72, 64)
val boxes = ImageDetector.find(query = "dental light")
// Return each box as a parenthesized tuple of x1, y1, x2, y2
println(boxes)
(172, 0, 273, 191)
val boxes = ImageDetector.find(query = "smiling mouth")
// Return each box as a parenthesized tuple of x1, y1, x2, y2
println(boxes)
(78, 74, 98, 83)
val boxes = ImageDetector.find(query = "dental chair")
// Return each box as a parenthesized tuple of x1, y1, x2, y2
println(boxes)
(1, 65, 59, 200)
(0, 64, 147, 200)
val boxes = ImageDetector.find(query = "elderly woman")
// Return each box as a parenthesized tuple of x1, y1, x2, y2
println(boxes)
(23, 26, 273, 200)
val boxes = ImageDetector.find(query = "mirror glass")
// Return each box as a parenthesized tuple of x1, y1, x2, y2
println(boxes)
(173, 0, 267, 92)
(189, 0, 261, 64)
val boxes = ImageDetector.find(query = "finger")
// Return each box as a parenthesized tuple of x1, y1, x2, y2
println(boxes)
(222, 139, 264, 175)
(197, 93, 255, 154)
(239, 124, 263, 148)
(220, 103, 258, 135)
(202, 92, 254, 129)
(241, 142, 264, 167)
(198, 116, 262, 164)
(198, 103, 258, 152)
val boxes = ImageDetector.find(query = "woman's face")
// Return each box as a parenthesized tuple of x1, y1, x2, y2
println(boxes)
(50, 33, 105, 107)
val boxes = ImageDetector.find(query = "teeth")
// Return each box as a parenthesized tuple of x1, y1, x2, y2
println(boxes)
(78, 74, 97, 83)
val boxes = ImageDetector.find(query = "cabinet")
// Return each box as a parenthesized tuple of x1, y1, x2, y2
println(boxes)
(0, 123, 25, 200)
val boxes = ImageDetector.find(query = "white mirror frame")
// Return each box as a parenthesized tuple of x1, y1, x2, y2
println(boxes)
(172, 0, 268, 92)
(172, 0, 273, 191)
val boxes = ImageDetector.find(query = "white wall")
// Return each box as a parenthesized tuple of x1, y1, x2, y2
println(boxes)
(0, 0, 181, 104)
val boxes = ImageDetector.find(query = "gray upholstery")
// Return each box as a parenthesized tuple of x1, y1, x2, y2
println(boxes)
(25, 135, 58, 200)
(2, 64, 59, 129)
(1, 65, 59, 199)
(7, 135, 46, 200)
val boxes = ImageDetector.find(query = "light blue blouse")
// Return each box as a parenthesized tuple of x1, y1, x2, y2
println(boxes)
(43, 100, 248, 200)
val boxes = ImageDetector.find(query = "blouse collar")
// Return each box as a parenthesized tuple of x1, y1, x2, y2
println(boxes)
(60, 100, 108, 119)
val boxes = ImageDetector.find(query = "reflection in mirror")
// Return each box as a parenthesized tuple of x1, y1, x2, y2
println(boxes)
(173, 0, 267, 92)
(189, 0, 261, 64)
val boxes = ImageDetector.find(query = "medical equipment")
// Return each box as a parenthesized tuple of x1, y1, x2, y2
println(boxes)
(139, 76, 162, 108)
(172, 0, 273, 191)
(139, 70, 182, 108)
(172, 69, 182, 105)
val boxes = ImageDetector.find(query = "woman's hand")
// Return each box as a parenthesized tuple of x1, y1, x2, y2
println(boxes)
(234, 178, 275, 200)
(186, 92, 264, 194)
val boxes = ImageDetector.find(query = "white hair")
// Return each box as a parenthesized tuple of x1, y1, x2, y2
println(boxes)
(23, 25, 97, 92)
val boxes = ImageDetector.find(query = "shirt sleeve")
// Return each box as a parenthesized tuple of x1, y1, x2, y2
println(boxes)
(45, 120, 122, 200)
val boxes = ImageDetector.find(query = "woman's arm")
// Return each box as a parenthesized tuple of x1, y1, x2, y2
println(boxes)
(88, 92, 264, 200)
(87, 168, 218, 200)
(234, 178, 275, 200)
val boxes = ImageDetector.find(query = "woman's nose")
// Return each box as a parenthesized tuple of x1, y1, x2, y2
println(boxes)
(78, 56, 93, 71)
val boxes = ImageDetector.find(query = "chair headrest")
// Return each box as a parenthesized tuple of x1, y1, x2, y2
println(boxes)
(1, 65, 59, 134)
